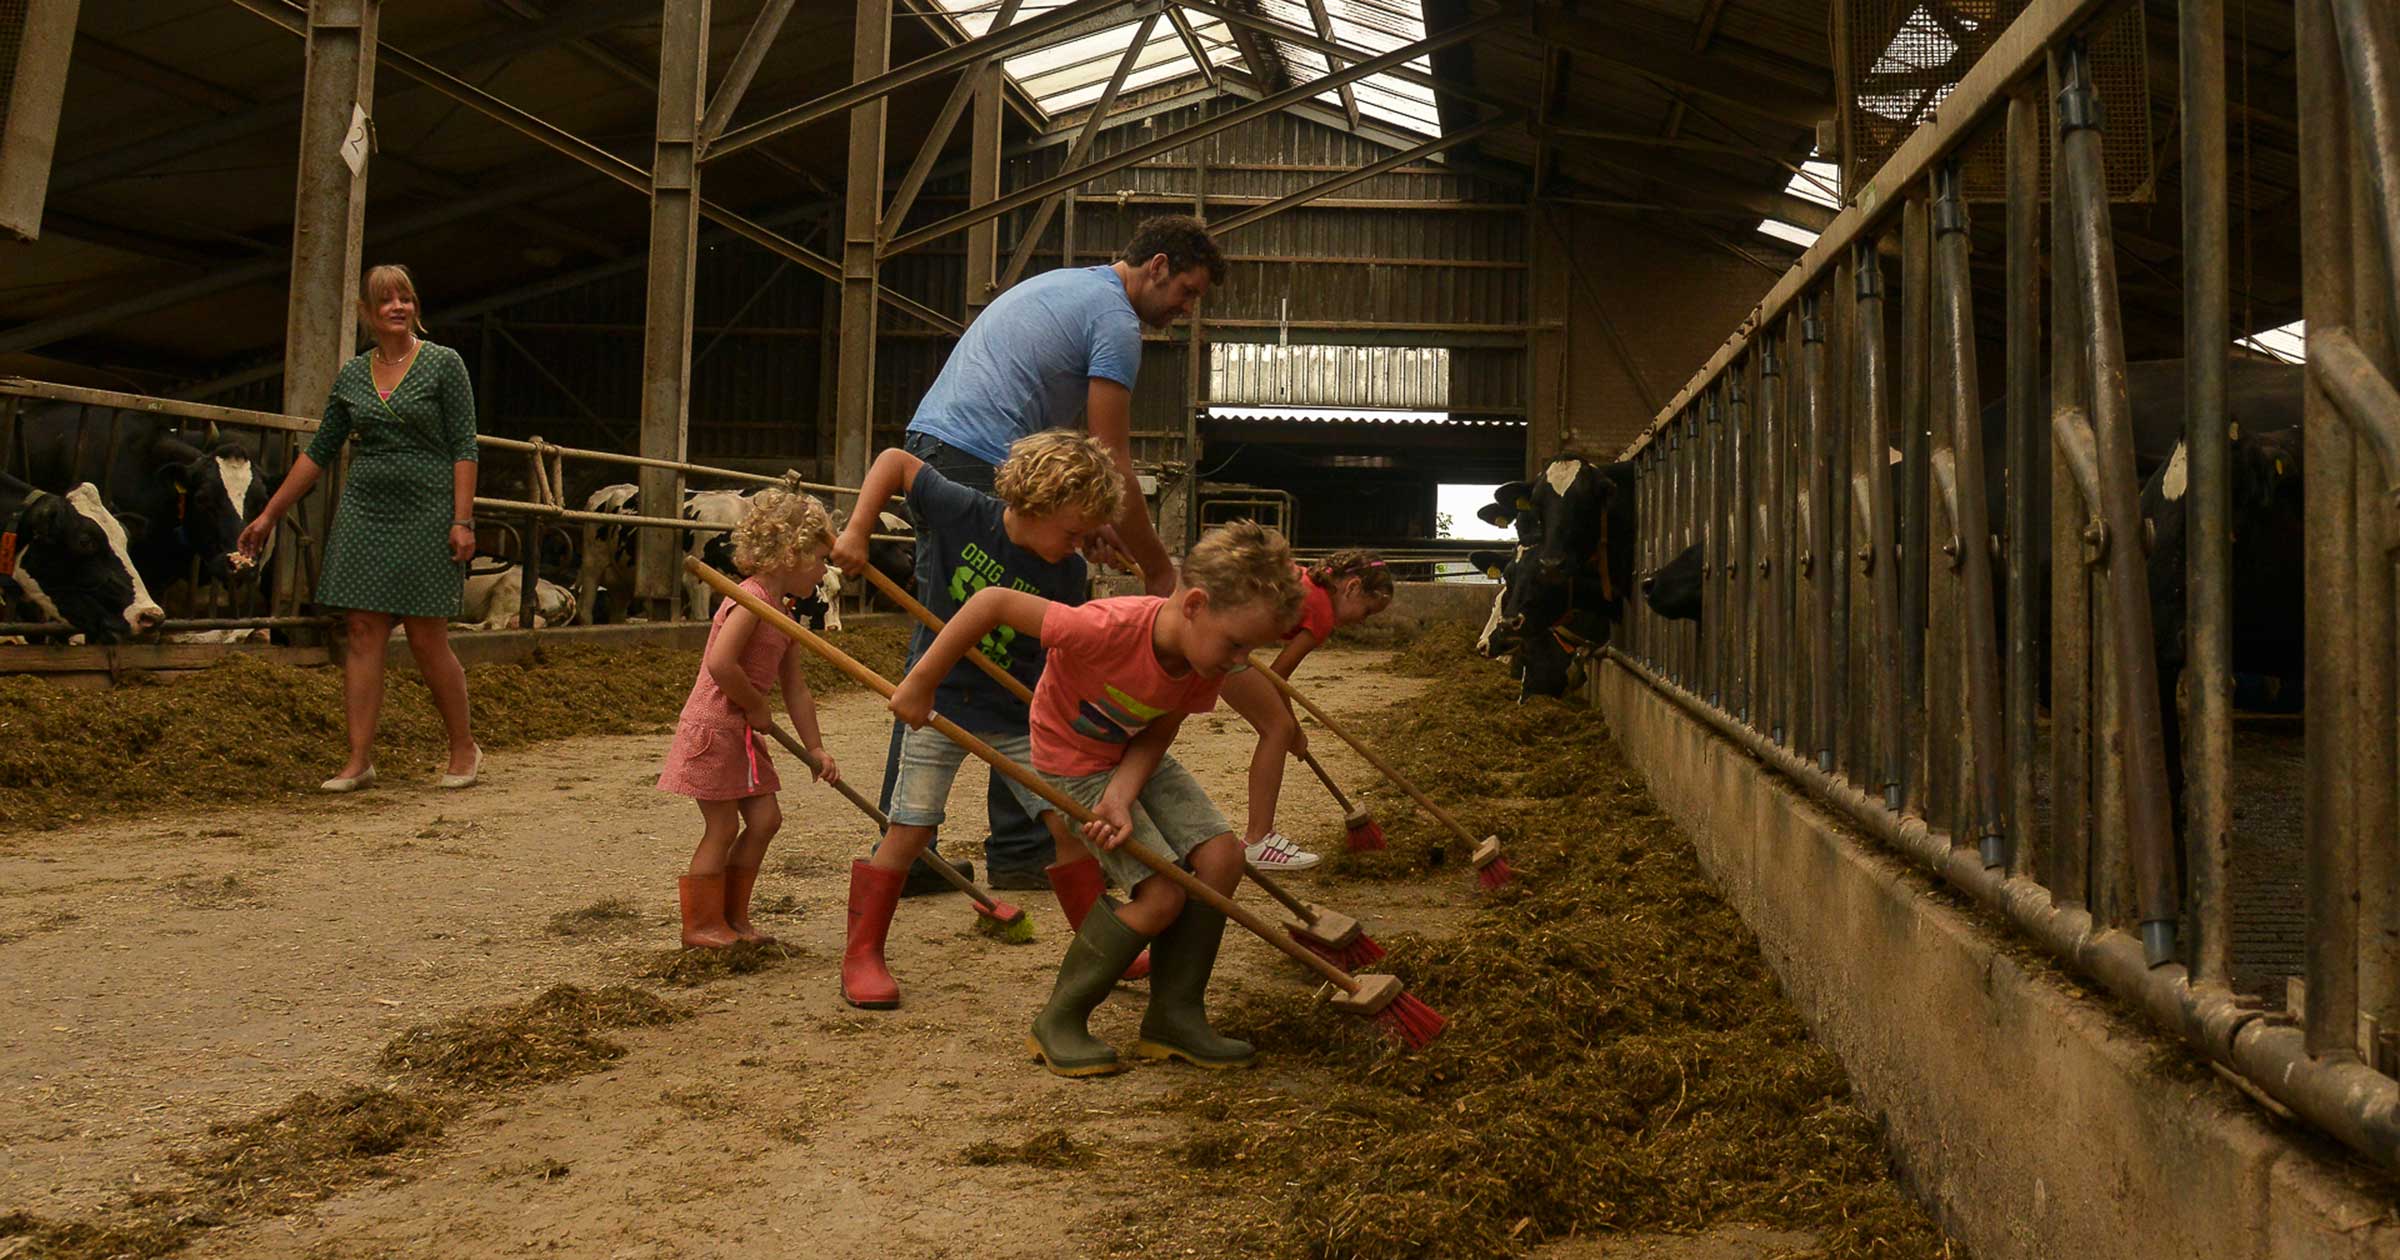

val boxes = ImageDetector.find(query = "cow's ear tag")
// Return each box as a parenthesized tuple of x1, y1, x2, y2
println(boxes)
(1514, 497, 1533, 510)
(0, 531, 16, 578)
(1485, 566, 1502, 579)
(2275, 459, 2285, 477)
(175, 486, 188, 521)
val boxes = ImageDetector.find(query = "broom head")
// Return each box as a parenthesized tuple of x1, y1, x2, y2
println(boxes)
(1321, 974, 1446, 1048)
(1343, 808, 1387, 852)
(1288, 904, 1362, 950)
(1471, 836, 1515, 890)
(973, 898, 1037, 945)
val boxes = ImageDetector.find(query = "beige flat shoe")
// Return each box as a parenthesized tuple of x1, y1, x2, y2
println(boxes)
(436, 746, 483, 790)
(320, 766, 377, 793)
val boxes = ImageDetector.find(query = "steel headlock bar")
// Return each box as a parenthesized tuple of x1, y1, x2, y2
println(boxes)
(1800, 292, 1834, 774)
(2057, 39, 2179, 965)
(1931, 163, 2013, 872)
(1727, 364, 1753, 727)
(1704, 389, 1725, 707)
(1853, 239, 1905, 812)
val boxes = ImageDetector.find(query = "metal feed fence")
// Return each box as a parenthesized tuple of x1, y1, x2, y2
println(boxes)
(0, 377, 895, 645)
(1611, 0, 2400, 1172)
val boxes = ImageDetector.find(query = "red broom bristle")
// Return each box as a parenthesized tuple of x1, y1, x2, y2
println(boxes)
(1337, 934, 1386, 969)
(1345, 819, 1388, 852)
(1373, 991, 1448, 1048)
(1476, 856, 1516, 890)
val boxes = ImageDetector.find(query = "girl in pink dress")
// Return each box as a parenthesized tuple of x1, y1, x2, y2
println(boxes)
(659, 479, 841, 949)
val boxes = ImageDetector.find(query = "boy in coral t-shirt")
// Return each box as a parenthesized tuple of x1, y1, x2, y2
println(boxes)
(889, 521, 1302, 1077)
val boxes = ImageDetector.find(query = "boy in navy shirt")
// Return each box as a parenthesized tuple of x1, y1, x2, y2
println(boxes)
(828, 430, 1125, 1008)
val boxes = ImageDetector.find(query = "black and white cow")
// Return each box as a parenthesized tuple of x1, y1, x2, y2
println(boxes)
(17, 405, 277, 602)
(0, 472, 167, 643)
(1469, 456, 1641, 699)
(458, 560, 580, 630)
(577, 482, 641, 624)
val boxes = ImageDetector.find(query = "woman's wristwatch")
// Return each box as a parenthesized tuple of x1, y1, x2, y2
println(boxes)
(452, 519, 475, 528)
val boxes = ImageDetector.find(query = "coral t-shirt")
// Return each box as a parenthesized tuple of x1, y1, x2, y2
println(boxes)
(1283, 568, 1336, 643)
(1030, 596, 1224, 776)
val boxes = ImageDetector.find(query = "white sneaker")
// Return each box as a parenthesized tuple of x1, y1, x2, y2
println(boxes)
(1244, 833, 1321, 872)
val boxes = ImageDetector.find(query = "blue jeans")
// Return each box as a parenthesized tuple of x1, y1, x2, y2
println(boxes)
(873, 430, 1053, 876)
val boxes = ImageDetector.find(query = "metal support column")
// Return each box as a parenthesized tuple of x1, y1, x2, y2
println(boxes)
(637, 0, 708, 614)
(837, 0, 893, 492)
(2005, 85, 2045, 877)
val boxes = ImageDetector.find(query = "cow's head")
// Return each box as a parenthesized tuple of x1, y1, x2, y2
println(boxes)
(1514, 604, 1609, 701)
(1468, 546, 1525, 658)
(159, 437, 274, 585)
(3, 479, 166, 642)
(1526, 458, 1615, 593)
(1642, 542, 1705, 623)
(2233, 426, 2303, 513)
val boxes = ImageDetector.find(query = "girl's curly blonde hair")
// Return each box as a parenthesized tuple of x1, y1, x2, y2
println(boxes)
(1183, 519, 1303, 624)
(732, 474, 834, 576)
(993, 429, 1125, 524)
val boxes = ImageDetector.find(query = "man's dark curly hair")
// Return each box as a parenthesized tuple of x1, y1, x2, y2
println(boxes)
(1119, 214, 1228, 284)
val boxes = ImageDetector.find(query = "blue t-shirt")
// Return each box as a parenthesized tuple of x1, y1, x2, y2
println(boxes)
(904, 465, 1089, 732)
(906, 266, 1142, 466)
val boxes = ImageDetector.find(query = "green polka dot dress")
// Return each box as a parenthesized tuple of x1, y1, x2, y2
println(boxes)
(308, 343, 480, 619)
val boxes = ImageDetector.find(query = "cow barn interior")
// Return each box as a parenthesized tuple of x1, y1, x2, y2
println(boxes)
(5, 2, 2398, 1258)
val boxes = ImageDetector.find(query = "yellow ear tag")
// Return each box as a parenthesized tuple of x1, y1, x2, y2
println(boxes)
(2275, 459, 2285, 476)
(1515, 497, 1533, 510)
(1485, 567, 1502, 579)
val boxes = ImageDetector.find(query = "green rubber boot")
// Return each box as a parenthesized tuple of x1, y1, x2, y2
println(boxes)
(1028, 900, 1152, 1077)
(1133, 903, 1255, 1069)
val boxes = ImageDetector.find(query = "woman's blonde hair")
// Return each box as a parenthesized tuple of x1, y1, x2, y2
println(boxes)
(1183, 519, 1302, 624)
(733, 474, 833, 576)
(357, 264, 428, 340)
(993, 429, 1124, 524)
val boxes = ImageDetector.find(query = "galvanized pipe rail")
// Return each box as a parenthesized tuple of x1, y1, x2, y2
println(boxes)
(1601, 0, 2400, 1171)
(0, 378, 888, 640)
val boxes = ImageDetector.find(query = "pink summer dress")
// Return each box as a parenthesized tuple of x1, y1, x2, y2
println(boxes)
(657, 576, 791, 800)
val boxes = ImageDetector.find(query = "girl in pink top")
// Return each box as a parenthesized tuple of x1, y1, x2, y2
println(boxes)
(1216, 549, 1395, 870)
(659, 480, 841, 949)
(893, 521, 1304, 1077)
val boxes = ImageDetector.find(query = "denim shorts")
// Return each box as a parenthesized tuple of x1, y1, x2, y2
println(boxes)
(886, 725, 1033, 828)
(1014, 754, 1234, 892)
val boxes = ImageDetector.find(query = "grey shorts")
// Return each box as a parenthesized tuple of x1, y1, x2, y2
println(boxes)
(886, 725, 1033, 828)
(1003, 754, 1233, 892)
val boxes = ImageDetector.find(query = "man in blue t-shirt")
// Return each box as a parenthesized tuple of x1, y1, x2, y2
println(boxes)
(844, 216, 1227, 893)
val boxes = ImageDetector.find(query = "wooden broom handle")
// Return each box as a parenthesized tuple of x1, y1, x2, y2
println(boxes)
(1294, 745, 1355, 811)
(1252, 660, 1479, 848)
(689, 557, 1363, 995)
(752, 718, 1006, 916)
(862, 561, 1322, 922)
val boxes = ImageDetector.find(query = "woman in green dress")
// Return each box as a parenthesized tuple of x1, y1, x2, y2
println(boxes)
(239, 264, 483, 793)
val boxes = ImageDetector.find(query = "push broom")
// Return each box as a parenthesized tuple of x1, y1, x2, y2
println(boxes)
(1252, 666, 1516, 890)
(695, 558, 1445, 1047)
(751, 719, 1034, 944)
(1295, 746, 1387, 852)
(858, 563, 1387, 969)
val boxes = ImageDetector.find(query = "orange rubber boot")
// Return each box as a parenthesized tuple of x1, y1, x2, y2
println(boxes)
(723, 864, 776, 945)
(678, 873, 739, 949)
(1048, 857, 1149, 982)
(842, 861, 904, 1009)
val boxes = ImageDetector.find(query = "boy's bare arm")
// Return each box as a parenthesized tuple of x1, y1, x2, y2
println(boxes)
(832, 448, 921, 575)
(1085, 713, 1183, 849)
(888, 585, 1049, 726)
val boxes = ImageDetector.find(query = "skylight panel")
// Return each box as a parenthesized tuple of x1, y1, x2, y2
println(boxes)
(1756, 219, 1822, 249)
(2239, 319, 2307, 363)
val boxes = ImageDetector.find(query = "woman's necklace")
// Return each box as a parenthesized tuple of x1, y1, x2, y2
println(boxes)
(375, 337, 418, 367)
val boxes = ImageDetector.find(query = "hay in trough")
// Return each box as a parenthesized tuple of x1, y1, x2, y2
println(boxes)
(0, 622, 911, 831)
(1163, 622, 1947, 1259)
(376, 983, 689, 1090)
(960, 1127, 1096, 1169)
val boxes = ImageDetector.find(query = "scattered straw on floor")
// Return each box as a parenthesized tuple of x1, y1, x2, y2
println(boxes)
(175, 1086, 456, 1218)
(376, 983, 689, 1090)
(960, 1127, 1096, 1169)
(546, 896, 644, 936)
(643, 940, 794, 987)
(1152, 617, 1948, 1259)
(0, 623, 911, 831)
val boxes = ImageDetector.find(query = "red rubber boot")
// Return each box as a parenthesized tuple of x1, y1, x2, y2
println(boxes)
(842, 861, 904, 1009)
(1048, 856, 1149, 982)
(678, 874, 739, 949)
